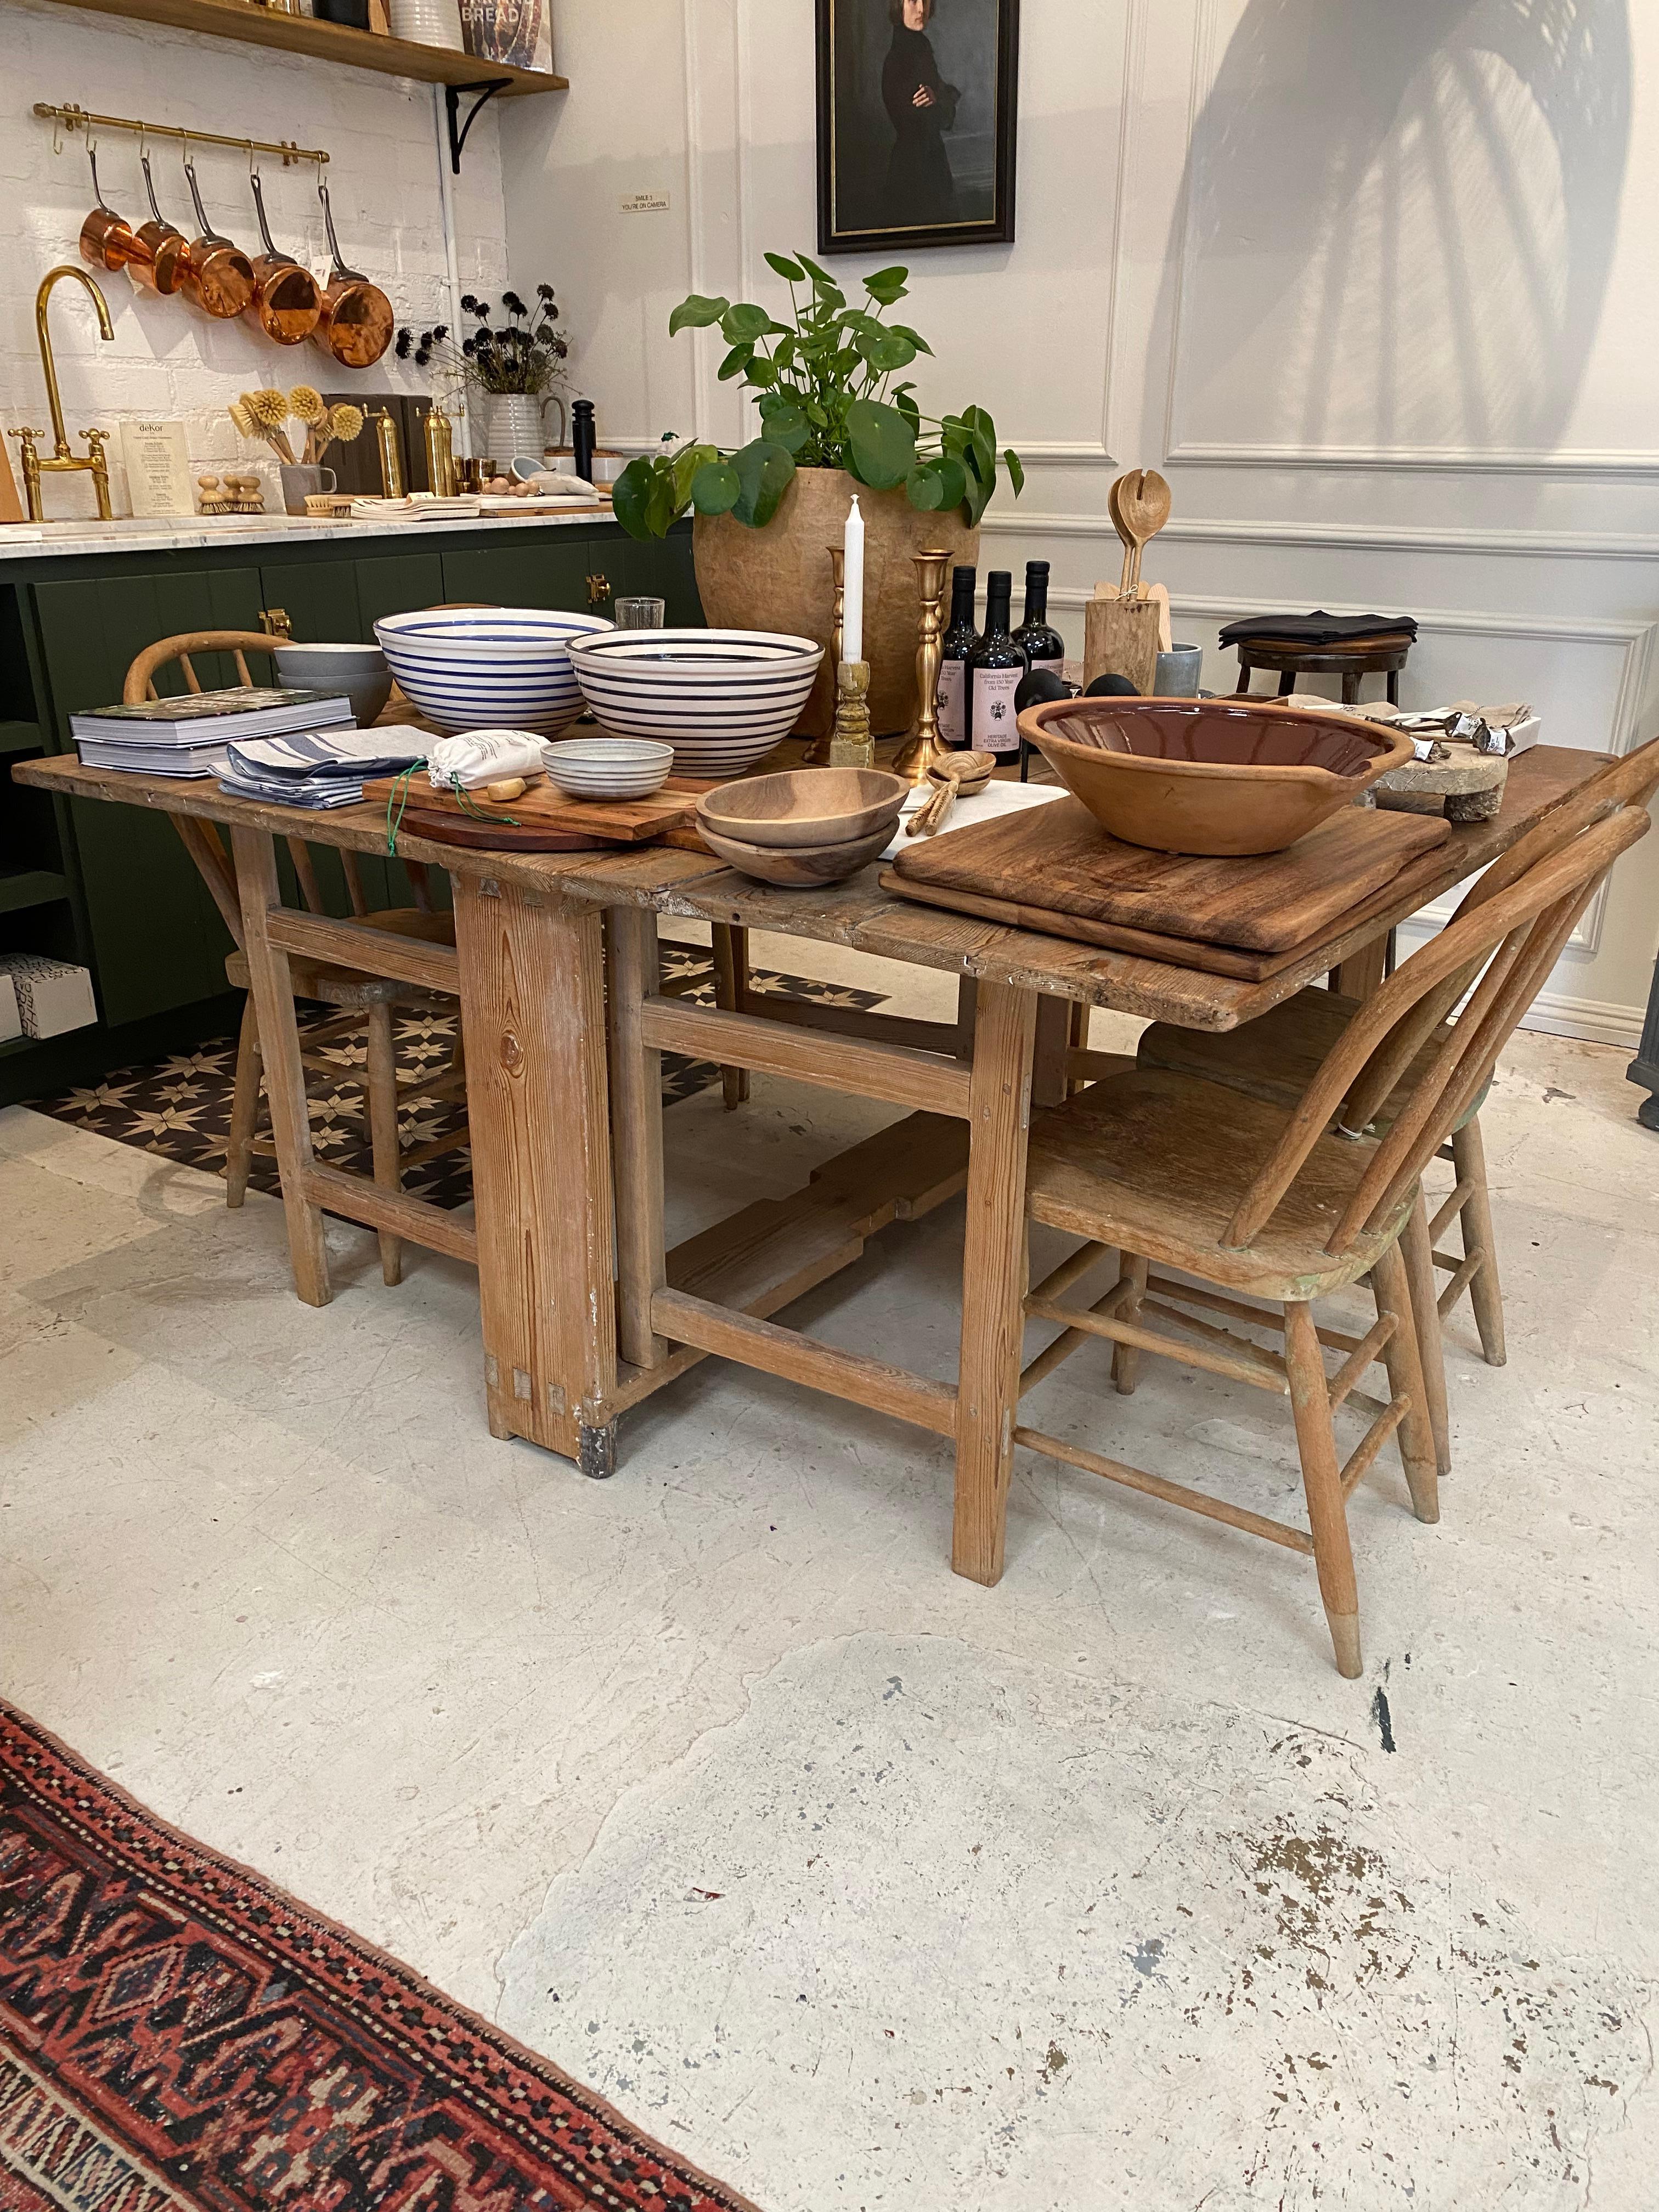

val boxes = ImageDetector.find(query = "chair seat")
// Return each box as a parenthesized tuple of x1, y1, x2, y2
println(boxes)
(1027, 1067, 1414, 1300)
(1138, 986, 1486, 1133)
(225, 907, 456, 1009)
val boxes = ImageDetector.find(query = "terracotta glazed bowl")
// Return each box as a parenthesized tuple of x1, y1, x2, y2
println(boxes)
(697, 767, 906, 850)
(1018, 697, 1416, 856)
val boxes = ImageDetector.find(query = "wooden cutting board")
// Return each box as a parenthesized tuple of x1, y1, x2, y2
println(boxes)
(362, 773, 701, 853)
(890, 797, 1449, 954)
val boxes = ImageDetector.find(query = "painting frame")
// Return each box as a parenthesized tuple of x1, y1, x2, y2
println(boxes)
(815, 0, 1020, 257)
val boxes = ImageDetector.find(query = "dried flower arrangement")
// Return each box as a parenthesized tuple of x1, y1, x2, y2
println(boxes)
(229, 387, 366, 467)
(396, 285, 569, 400)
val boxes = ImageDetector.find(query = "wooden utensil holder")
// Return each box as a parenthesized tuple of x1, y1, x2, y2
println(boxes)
(1084, 586, 1162, 695)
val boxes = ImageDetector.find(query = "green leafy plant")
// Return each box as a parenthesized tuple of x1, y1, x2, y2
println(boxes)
(612, 251, 1023, 540)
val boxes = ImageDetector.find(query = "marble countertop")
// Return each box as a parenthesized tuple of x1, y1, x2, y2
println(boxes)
(0, 504, 620, 563)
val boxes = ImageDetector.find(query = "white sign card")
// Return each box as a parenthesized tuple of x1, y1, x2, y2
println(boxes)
(119, 421, 194, 519)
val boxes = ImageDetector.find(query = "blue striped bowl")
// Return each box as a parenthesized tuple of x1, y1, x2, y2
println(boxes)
(567, 628, 823, 776)
(374, 606, 615, 736)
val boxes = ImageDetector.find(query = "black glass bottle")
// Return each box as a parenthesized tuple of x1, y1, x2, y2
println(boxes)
(1013, 561, 1065, 680)
(967, 570, 1025, 760)
(935, 565, 979, 751)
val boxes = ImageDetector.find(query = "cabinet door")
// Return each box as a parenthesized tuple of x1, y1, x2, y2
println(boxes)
(32, 568, 264, 1025)
(441, 536, 600, 612)
(256, 548, 445, 645)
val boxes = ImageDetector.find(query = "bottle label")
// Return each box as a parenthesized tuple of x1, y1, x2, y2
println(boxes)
(974, 665, 1022, 754)
(936, 659, 966, 747)
(1028, 652, 1065, 676)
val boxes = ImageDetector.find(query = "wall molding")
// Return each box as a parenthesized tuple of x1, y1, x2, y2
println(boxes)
(984, 509, 1659, 562)
(1163, 442, 1659, 480)
(1514, 992, 1646, 1051)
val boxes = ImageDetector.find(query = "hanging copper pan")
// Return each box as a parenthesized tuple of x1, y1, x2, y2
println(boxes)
(246, 168, 321, 345)
(78, 144, 138, 272)
(126, 150, 190, 297)
(180, 158, 256, 320)
(310, 177, 393, 369)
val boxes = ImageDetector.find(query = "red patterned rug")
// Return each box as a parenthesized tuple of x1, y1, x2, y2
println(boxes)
(0, 1700, 759, 2212)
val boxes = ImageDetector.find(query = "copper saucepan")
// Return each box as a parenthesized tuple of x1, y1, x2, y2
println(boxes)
(126, 150, 190, 297)
(180, 158, 257, 320)
(78, 144, 138, 272)
(246, 168, 321, 345)
(311, 177, 393, 369)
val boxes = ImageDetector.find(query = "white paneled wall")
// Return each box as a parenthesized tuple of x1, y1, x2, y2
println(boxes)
(0, 0, 509, 515)
(501, 0, 1659, 1045)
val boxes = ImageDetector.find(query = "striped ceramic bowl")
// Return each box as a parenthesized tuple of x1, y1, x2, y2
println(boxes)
(541, 736, 674, 799)
(567, 628, 823, 776)
(374, 606, 614, 736)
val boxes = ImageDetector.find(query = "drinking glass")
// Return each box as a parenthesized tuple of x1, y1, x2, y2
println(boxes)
(614, 596, 666, 630)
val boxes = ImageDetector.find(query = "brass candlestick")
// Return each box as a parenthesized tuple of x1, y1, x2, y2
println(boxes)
(827, 659, 873, 769)
(802, 543, 845, 766)
(893, 546, 952, 786)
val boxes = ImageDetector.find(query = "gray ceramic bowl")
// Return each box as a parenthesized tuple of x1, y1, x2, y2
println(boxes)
(273, 642, 393, 729)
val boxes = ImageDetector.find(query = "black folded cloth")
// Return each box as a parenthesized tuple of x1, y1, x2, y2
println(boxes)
(1218, 611, 1418, 648)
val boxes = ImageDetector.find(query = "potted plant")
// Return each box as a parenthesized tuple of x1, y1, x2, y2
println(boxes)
(397, 284, 570, 461)
(613, 252, 1023, 736)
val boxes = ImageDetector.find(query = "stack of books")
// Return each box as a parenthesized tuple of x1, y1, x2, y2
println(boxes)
(71, 687, 357, 779)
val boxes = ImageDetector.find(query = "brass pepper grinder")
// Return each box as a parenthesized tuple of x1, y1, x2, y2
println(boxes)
(801, 542, 845, 766)
(422, 403, 456, 496)
(370, 406, 404, 498)
(894, 547, 952, 786)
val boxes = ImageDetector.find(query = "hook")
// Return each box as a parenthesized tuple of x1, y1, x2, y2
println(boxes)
(50, 111, 63, 157)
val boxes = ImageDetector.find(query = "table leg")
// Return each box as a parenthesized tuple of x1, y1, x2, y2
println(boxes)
(1334, 934, 1390, 1001)
(607, 904, 668, 1370)
(229, 826, 331, 1307)
(453, 872, 617, 1467)
(952, 978, 1038, 1585)
(1031, 993, 1073, 1108)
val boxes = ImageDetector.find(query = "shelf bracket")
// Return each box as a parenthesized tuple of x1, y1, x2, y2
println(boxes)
(445, 79, 511, 173)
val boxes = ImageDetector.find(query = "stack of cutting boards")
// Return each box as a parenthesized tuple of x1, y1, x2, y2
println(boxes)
(360, 772, 713, 853)
(884, 795, 1452, 980)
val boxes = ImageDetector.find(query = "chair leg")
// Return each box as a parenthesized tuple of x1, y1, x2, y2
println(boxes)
(1400, 1193, 1451, 1479)
(712, 922, 751, 1110)
(1452, 1118, 1506, 1367)
(1283, 1300, 1363, 1678)
(224, 994, 263, 1209)
(1371, 1242, 1440, 1524)
(364, 1003, 404, 1287)
(1111, 1254, 1149, 1395)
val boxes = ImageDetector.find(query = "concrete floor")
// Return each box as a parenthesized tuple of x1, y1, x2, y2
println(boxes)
(3, 941, 1657, 2209)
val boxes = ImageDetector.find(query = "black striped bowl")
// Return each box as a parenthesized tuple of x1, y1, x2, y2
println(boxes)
(567, 628, 823, 776)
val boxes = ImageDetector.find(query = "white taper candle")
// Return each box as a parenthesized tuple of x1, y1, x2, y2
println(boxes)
(842, 492, 865, 665)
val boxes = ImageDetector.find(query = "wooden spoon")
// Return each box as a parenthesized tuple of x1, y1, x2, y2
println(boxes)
(1115, 469, 1172, 596)
(907, 749, 995, 836)
(1108, 475, 1136, 596)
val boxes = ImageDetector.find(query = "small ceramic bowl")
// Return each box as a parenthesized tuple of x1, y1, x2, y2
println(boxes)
(273, 641, 392, 729)
(699, 820, 894, 886)
(697, 767, 906, 850)
(541, 736, 674, 800)
(1019, 696, 1415, 855)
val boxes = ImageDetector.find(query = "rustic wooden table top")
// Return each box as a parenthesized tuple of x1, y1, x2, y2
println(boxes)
(15, 742, 1605, 1031)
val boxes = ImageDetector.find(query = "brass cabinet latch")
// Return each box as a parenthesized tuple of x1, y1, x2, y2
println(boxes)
(585, 573, 611, 607)
(258, 608, 293, 639)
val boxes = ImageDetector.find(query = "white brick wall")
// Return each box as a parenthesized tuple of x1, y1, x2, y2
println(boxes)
(0, 0, 510, 516)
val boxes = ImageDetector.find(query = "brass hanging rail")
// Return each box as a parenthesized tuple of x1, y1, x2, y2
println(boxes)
(33, 101, 329, 167)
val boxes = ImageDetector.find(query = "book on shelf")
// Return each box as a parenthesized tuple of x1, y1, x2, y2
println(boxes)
(70, 687, 355, 746)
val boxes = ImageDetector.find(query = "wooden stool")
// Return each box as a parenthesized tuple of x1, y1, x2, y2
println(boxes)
(1234, 640, 1409, 706)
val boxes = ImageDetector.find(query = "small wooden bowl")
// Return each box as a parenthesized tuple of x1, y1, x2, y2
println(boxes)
(1019, 697, 1414, 856)
(698, 766, 906, 850)
(699, 820, 894, 885)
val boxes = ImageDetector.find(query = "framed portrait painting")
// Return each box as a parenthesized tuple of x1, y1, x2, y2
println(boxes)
(815, 0, 1020, 255)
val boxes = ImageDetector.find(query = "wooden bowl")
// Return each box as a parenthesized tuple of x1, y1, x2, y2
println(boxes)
(697, 767, 906, 850)
(699, 820, 894, 885)
(1018, 697, 1415, 856)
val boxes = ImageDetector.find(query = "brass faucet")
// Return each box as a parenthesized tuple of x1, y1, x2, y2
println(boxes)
(10, 265, 116, 522)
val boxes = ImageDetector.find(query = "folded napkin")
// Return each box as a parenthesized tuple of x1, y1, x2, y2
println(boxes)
(1218, 611, 1418, 649)
(220, 726, 426, 810)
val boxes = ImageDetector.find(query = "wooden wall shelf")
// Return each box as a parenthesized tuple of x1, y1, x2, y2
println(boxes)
(42, 0, 567, 96)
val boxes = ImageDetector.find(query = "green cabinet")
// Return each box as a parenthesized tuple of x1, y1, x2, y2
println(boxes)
(4, 519, 701, 1073)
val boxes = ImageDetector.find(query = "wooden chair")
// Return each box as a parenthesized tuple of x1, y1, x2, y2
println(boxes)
(1132, 732, 1659, 1474)
(126, 631, 463, 1287)
(1017, 804, 1649, 1675)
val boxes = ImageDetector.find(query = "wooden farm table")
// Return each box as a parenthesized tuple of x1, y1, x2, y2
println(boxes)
(14, 744, 1605, 1578)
